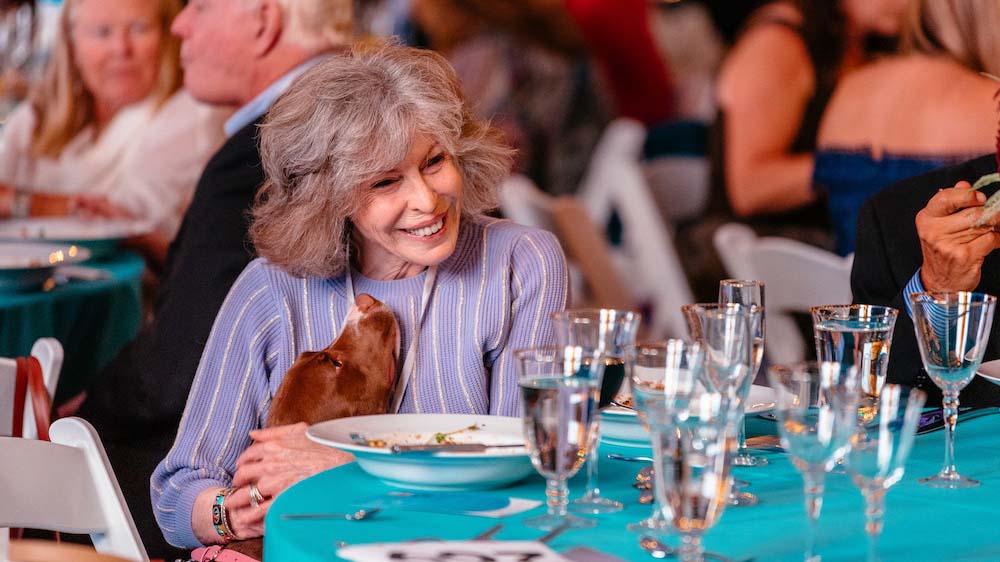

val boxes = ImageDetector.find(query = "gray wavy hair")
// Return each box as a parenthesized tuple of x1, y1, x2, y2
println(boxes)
(251, 42, 513, 278)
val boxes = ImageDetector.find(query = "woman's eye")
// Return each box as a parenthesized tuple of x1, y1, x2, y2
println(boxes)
(424, 153, 446, 170)
(371, 177, 398, 189)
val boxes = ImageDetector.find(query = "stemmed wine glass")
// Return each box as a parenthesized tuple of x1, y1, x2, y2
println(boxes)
(843, 384, 926, 562)
(811, 304, 898, 424)
(909, 291, 996, 489)
(626, 339, 704, 533)
(718, 279, 767, 467)
(551, 308, 641, 514)
(515, 345, 605, 530)
(641, 384, 738, 562)
(767, 361, 859, 562)
(681, 302, 761, 506)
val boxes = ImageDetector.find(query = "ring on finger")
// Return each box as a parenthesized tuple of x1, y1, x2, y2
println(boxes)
(249, 483, 265, 508)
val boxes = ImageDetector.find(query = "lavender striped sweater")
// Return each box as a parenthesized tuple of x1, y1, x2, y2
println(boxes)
(151, 216, 568, 547)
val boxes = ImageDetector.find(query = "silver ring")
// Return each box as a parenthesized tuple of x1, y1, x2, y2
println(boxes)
(249, 483, 265, 508)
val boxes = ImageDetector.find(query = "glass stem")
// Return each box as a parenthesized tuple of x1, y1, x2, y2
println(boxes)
(545, 478, 569, 518)
(678, 531, 704, 562)
(582, 415, 601, 498)
(862, 487, 885, 562)
(738, 417, 748, 452)
(941, 391, 960, 477)
(651, 430, 670, 521)
(803, 471, 825, 562)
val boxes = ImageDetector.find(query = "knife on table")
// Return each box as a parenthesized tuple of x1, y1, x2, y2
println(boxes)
(915, 406, 1000, 435)
(389, 443, 524, 454)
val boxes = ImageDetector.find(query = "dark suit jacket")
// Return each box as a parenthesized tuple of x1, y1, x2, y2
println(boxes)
(77, 119, 263, 559)
(853, 153, 1000, 407)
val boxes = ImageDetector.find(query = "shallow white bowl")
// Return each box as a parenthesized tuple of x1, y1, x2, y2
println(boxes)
(601, 384, 777, 448)
(976, 359, 1000, 387)
(0, 217, 152, 259)
(307, 414, 533, 491)
(0, 242, 91, 293)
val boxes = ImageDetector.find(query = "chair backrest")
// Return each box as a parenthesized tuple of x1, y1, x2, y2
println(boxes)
(498, 174, 557, 232)
(713, 222, 854, 364)
(0, 338, 63, 439)
(0, 417, 148, 562)
(576, 118, 695, 338)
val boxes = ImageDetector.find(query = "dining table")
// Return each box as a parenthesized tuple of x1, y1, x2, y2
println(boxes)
(0, 250, 143, 403)
(265, 413, 1000, 562)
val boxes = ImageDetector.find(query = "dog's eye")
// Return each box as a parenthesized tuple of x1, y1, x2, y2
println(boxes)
(331, 359, 343, 368)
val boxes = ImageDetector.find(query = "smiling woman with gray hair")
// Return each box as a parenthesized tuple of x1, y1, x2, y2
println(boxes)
(152, 42, 568, 547)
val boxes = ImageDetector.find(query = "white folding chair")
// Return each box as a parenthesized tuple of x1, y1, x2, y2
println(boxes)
(0, 417, 148, 562)
(714, 223, 854, 364)
(0, 338, 63, 439)
(499, 174, 636, 310)
(576, 118, 695, 338)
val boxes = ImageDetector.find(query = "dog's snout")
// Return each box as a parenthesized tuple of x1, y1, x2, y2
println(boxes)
(355, 294, 377, 312)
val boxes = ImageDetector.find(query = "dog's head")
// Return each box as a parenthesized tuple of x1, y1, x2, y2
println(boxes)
(266, 294, 399, 427)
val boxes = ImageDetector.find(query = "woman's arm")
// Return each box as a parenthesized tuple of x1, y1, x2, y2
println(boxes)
(716, 23, 817, 217)
(489, 228, 569, 416)
(150, 260, 282, 548)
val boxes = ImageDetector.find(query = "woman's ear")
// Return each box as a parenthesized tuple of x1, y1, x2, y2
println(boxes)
(250, 0, 283, 57)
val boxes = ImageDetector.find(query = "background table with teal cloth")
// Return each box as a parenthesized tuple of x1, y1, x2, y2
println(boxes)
(0, 251, 143, 402)
(266, 414, 1000, 561)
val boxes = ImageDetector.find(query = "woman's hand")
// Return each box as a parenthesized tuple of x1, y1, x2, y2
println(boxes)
(917, 181, 1000, 292)
(74, 195, 134, 219)
(229, 423, 355, 527)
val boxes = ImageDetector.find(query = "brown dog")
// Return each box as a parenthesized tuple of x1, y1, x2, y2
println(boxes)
(227, 293, 399, 559)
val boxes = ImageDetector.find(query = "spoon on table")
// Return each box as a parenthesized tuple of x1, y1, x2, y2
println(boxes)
(281, 508, 380, 521)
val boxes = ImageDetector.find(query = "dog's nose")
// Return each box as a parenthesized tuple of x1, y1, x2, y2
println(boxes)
(355, 293, 377, 312)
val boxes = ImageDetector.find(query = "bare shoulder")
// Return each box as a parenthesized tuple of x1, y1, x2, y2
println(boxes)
(718, 8, 812, 105)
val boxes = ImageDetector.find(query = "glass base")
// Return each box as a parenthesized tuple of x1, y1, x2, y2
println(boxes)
(639, 536, 733, 562)
(569, 494, 624, 514)
(727, 489, 759, 507)
(733, 452, 769, 467)
(523, 512, 596, 531)
(628, 515, 671, 533)
(919, 471, 980, 489)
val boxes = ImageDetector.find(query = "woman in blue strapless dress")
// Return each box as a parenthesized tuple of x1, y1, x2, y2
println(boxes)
(814, 0, 1000, 256)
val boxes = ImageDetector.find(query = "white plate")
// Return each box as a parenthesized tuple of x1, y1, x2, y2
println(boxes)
(601, 384, 777, 448)
(0, 217, 152, 258)
(307, 414, 534, 491)
(0, 242, 92, 292)
(976, 359, 1000, 387)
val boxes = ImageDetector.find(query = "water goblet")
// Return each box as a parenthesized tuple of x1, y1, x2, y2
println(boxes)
(767, 361, 859, 562)
(626, 339, 704, 533)
(843, 384, 926, 562)
(682, 302, 761, 506)
(909, 291, 996, 489)
(515, 345, 605, 530)
(811, 304, 898, 424)
(648, 389, 738, 562)
(551, 309, 641, 514)
(718, 279, 768, 467)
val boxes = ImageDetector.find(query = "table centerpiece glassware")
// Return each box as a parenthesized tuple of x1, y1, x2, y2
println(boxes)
(718, 279, 768, 467)
(767, 361, 859, 562)
(843, 383, 926, 562)
(515, 344, 605, 530)
(908, 291, 996, 489)
(551, 308, 641, 514)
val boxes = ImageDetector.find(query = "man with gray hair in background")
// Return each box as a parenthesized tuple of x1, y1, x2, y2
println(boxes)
(73, 1, 353, 557)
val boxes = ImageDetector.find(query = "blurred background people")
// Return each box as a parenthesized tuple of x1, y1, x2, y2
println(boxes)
(814, 0, 1000, 255)
(0, 0, 227, 267)
(69, 0, 353, 558)
(714, 0, 907, 230)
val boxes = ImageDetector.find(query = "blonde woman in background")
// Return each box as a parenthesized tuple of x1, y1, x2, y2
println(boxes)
(0, 0, 227, 265)
(814, 0, 1000, 255)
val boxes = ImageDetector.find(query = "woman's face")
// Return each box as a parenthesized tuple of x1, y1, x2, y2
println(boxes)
(71, 0, 163, 115)
(351, 133, 464, 280)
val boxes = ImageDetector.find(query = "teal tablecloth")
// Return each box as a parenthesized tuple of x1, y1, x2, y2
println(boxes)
(0, 251, 143, 402)
(266, 414, 1000, 562)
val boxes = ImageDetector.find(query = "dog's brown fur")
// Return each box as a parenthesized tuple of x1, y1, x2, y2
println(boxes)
(226, 293, 398, 559)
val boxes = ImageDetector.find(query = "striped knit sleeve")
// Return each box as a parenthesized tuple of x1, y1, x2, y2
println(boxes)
(151, 260, 282, 548)
(490, 229, 569, 416)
